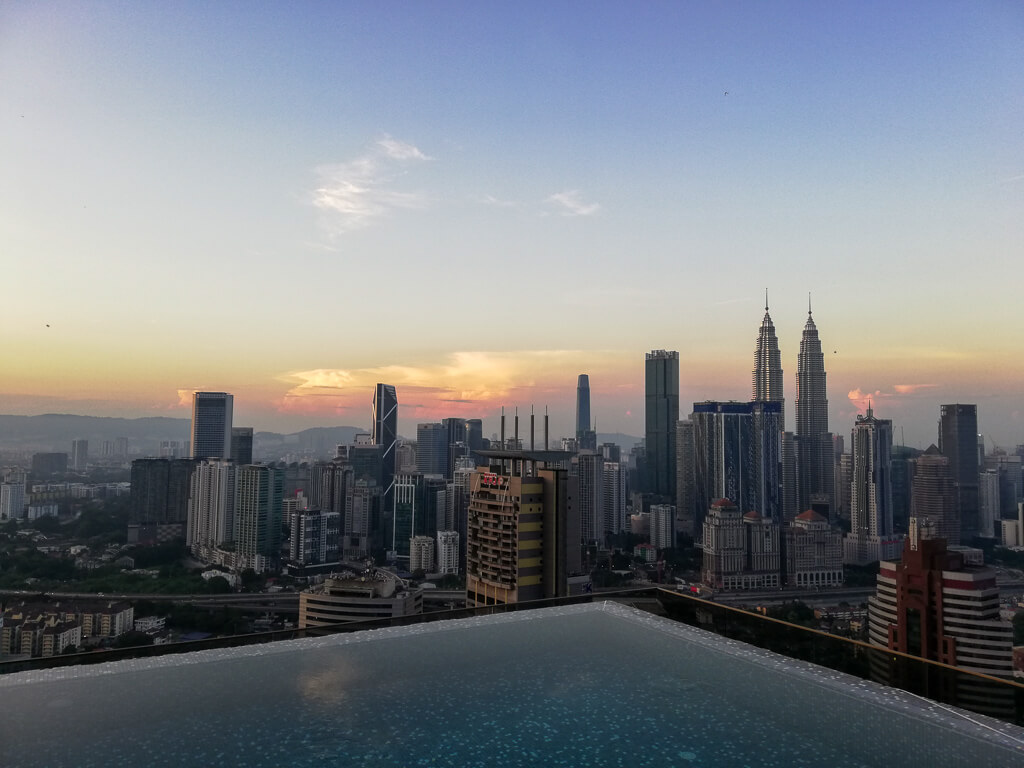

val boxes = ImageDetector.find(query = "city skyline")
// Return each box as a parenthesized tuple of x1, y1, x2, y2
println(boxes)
(2, 3, 1023, 448)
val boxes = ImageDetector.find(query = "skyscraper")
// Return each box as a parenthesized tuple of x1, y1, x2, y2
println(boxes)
(795, 302, 832, 515)
(645, 350, 679, 499)
(71, 439, 89, 472)
(234, 464, 284, 572)
(186, 459, 236, 559)
(675, 419, 697, 539)
(372, 383, 398, 503)
(844, 406, 902, 565)
(190, 392, 233, 460)
(574, 450, 603, 544)
(230, 427, 253, 465)
(911, 446, 958, 545)
(939, 404, 980, 541)
(752, 293, 784, 425)
(575, 374, 596, 451)
(416, 423, 448, 475)
(691, 401, 781, 529)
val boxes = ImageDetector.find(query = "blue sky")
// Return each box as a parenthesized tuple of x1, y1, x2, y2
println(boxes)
(2, 2, 1023, 447)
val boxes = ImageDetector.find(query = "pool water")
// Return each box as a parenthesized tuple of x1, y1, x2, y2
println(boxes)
(1, 602, 1021, 767)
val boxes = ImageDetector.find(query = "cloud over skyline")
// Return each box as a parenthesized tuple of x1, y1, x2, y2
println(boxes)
(545, 190, 600, 217)
(311, 136, 431, 235)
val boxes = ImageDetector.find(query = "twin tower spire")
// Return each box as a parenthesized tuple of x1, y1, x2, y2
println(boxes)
(754, 291, 831, 514)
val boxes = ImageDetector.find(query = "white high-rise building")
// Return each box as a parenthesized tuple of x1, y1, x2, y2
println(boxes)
(436, 530, 459, 575)
(71, 439, 89, 472)
(186, 459, 236, 557)
(0, 482, 26, 521)
(979, 470, 1000, 539)
(409, 535, 435, 573)
(649, 504, 675, 550)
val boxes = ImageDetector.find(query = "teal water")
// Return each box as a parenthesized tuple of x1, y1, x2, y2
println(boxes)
(1, 604, 1021, 767)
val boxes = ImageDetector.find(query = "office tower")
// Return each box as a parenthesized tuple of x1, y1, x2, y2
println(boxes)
(576, 374, 591, 442)
(575, 451, 603, 543)
(71, 439, 89, 472)
(186, 459, 236, 559)
(599, 443, 621, 463)
(795, 302, 832, 515)
(190, 392, 233, 460)
(675, 420, 697, 539)
(984, 453, 1024, 518)
(781, 432, 798, 521)
(979, 470, 1000, 539)
(31, 453, 68, 478)
(371, 383, 398, 502)
(601, 460, 626, 540)
(649, 504, 675, 550)
(785, 510, 843, 587)
(230, 428, 254, 465)
(436, 530, 460, 575)
(465, 450, 575, 607)
(749, 402, 782, 521)
(911, 446, 958, 545)
(423, 475, 448, 536)
(575, 374, 596, 451)
(466, 419, 484, 454)
(701, 499, 781, 590)
(691, 401, 781, 527)
(645, 350, 679, 499)
(939, 404, 980, 541)
(395, 442, 416, 473)
(844, 406, 902, 565)
(308, 461, 347, 514)
(409, 535, 435, 573)
(288, 508, 341, 567)
(416, 423, 448, 475)
(890, 445, 918, 533)
(233, 464, 284, 572)
(868, 521, 1013, 678)
(343, 480, 380, 560)
(752, 294, 784, 425)
(835, 453, 852, 521)
(129, 458, 197, 528)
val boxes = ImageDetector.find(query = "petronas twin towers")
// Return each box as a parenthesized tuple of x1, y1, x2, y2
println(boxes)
(753, 294, 833, 519)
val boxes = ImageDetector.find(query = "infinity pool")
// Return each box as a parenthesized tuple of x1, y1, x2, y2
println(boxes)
(2, 602, 1021, 767)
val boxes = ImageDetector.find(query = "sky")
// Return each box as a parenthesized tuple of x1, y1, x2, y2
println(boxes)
(2, 2, 1023, 449)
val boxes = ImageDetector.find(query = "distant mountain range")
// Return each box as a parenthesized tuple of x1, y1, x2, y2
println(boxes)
(0, 414, 363, 459)
(0, 414, 642, 459)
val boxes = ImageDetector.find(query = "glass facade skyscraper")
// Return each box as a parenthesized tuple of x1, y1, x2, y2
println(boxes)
(645, 350, 679, 499)
(190, 392, 233, 460)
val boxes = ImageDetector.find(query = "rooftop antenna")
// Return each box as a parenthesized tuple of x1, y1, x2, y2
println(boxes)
(808, 292, 812, 315)
(544, 406, 549, 450)
(765, 287, 769, 312)
(530, 405, 535, 451)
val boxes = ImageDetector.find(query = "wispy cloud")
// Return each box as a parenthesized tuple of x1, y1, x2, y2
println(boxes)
(278, 350, 594, 419)
(311, 135, 431, 235)
(545, 190, 600, 217)
(892, 383, 939, 395)
(847, 383, 940, 413)
(480, 194, 520, 208)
